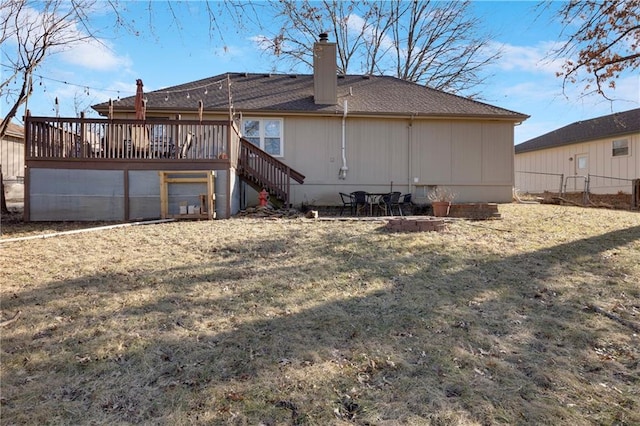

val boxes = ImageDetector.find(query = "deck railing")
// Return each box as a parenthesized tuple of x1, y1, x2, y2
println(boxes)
(238, 137, 305, 205)
(25, 115, 235, 161)
(23, 115, 305, 207)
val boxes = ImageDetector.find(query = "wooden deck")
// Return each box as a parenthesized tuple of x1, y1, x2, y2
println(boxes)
(23, 115, 304, 221)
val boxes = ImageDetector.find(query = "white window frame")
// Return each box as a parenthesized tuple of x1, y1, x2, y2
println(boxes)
(242, 118, 284, 157)
(612, 138, 629, 157)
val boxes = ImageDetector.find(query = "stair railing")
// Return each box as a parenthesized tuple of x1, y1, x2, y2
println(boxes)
(238, 138, 305, 206)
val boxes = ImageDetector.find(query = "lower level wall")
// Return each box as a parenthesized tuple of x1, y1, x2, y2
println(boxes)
(289, 183, 513, 207)
(30, 169, 124, 221)
(28, 168, 232, 221)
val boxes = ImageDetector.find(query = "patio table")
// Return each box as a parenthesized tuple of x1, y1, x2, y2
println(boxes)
(366, 192, 389, 216)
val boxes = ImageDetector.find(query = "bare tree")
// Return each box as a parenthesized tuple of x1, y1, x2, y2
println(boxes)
(1, 166, 8, 214)
(245, 0, 498, 96)
(389, 1, 496, 96)
(0, 0, 116, 210)
(549, 0, 640, 99)
(0, 0, 100, 138)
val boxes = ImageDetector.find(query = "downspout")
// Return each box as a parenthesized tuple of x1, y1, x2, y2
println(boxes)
(339, 99, 348, 179)
(408, 114, 414, 194)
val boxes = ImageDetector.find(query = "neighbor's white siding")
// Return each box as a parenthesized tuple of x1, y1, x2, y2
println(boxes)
(515, 132, 640, 194)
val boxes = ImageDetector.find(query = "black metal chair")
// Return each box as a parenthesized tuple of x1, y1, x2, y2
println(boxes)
(351, 191, 369, 216)
(398, 193, 412, 216)
(378, 191, 402, 216)
(339, 192, 354, 216)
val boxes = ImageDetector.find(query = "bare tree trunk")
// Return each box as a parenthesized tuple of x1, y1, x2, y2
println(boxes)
(1, 166, 9, 214)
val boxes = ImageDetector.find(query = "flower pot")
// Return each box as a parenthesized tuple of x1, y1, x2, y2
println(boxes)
(431, 201, 451, 217)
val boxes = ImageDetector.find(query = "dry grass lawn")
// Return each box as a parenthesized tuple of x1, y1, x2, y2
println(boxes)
(1, 204, 639, 425)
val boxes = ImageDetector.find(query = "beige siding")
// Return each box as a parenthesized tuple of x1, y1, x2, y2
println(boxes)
(412, 121, 452, 183)
(346, 118, 408, 185)
(515, 132, 640, 194)
(285, 116, 340, 184)
(288, 117, 515, 205)
(135, 111, 517, 206)
(1, 138, 24, 180)
(451, 122, 482, 183)
(482, 122, 514, 183)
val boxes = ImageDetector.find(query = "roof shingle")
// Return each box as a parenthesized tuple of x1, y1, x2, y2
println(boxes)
(94, 73, 528, 120)
(515, 108, 639, 154)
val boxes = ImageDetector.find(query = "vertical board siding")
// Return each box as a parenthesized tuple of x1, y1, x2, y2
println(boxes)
(1, 139, 24, 179)
(482, 122, 514, 184)
(451, 122, 482, 183)
(515, 132, 639, 194)
(286, 116, 515, 205)
(285, 117, 337, 184)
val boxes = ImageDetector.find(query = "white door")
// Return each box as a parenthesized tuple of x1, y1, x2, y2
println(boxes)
(575, 154, 588, 191)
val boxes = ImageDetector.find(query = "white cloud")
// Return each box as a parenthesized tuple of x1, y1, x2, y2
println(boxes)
(345, 13, 395, 51)
(59, 39, 132, 71)
(3, 4, 132, 72)
(490, 41, 566, 75)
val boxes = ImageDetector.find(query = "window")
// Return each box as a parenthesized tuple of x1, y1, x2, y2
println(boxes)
(612, 139, 629, 157)
(242, 118, 283, 156)
(576, 154, 588, 170)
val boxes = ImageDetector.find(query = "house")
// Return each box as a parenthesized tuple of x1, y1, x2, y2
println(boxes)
(24, 34, 528, 221)
(1, 122, 25, 201)
(514, 108, 640, 195)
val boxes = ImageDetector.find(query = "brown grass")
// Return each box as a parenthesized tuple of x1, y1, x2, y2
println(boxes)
(1, 204, 639, 425)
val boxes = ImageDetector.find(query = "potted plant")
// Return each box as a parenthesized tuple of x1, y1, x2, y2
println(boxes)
(428, 187, 456, 217)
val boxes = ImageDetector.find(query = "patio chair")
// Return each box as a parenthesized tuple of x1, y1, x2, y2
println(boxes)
(179, 132, 194, 158)
(398, 193, 413, 216)
(130, 125, 150, 158)
(351, 191, 369, 216)
(339, 192, 354, 216)
(378, 191, 402, 216)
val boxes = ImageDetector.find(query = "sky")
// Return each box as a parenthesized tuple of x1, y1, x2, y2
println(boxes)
(1, 1, 638, 145)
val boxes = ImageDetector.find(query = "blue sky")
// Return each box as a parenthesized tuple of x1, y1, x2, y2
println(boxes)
(2, 1, 638, 144)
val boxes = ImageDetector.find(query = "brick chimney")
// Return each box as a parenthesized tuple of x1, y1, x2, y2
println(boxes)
(313, 32, 337, 105)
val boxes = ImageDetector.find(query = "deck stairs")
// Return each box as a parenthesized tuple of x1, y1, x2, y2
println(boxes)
(237, 138, 305, 207)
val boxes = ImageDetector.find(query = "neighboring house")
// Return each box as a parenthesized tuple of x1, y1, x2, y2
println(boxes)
(24, 35, 527, 221)
(1, 122, 25, 202)
(1, 122, 25, 181)
(515, 108, 640, 194)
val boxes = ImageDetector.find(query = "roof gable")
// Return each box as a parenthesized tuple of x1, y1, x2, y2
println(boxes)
(94, 73, 528, 121)
(515, 108, 640, 154)
(3, 122, 24, 139)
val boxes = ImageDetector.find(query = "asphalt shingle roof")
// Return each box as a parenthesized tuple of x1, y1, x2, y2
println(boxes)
(515, 108, 640, 154)
(94, 73, 528, 120)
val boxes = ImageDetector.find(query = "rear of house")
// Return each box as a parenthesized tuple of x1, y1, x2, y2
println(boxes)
(514, 109, 640, 195)
(23, 35, 528, 221)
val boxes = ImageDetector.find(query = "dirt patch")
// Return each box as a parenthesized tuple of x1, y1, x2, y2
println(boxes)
(533, 191, 636, 210)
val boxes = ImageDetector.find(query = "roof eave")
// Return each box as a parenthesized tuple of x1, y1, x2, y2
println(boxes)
(515, 128, 639, 154)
